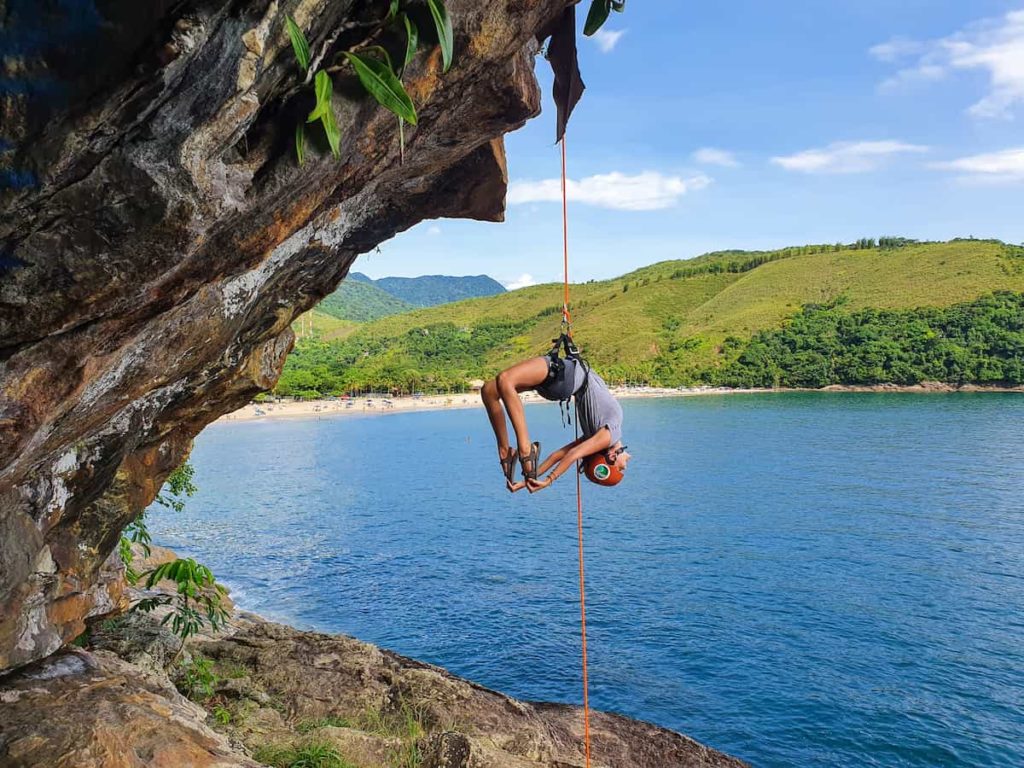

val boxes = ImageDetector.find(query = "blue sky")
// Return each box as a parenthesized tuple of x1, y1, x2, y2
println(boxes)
(361, 1, 1024, 285)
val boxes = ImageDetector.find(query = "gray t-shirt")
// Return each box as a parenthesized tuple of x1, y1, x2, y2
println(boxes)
(572, 364, 623, 445)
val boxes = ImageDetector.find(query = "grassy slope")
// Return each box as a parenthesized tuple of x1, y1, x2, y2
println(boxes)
(298, 240, 1024, 382)
(316, 279, 415, 322)
(298, 311, 360, 341)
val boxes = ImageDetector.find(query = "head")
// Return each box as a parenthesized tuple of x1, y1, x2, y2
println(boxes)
(583, 442, 631, 487)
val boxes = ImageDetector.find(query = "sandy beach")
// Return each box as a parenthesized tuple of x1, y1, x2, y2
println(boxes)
(214, 382, 1022, 424)
(214, 386, 749, 423)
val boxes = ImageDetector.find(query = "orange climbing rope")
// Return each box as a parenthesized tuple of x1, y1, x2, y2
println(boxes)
(560, 136, 592, 768)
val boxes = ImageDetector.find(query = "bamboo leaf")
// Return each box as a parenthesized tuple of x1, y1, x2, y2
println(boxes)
(344, 52, 417, 125)
(363, 44, 394, 73)
(321, 105, 342, 157)
(388, 0, 400, 20)
(307, 70, 333, 122)
(584, 0, 611, 36)
(426, 0, 453, 72)
(285, 15, 310, 71)
(295, 122, 305, 165)
(402, 14, 418, 72)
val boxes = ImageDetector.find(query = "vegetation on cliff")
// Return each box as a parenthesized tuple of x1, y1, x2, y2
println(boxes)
(277, 239, 1024, 394)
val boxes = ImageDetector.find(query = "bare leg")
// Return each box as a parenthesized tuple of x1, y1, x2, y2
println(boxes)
(480, 379, 510, 456)
(496, 357, 550, 461)
(482, 377, 529, 492)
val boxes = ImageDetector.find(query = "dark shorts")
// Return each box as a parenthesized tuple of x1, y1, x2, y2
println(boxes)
(536, 354, 578, 401)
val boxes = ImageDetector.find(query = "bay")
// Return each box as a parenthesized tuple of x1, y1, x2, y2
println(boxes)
(149, 393, 1024, 767)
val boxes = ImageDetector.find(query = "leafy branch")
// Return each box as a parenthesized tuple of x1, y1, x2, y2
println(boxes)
(286, 0, 453, 166)
(584, 0, 626, 36)
(135, 558, 230, 663)
(116, 460, 231, 665)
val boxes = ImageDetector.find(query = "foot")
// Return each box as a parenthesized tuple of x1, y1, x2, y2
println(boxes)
(499, 448, 517, 490)
(518, 442, 540, 482)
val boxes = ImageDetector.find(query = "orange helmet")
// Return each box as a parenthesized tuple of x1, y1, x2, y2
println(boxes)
(583, 450, 624, 487)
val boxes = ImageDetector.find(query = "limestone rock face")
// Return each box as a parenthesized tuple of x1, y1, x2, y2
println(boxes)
(0, 0, 564, 672)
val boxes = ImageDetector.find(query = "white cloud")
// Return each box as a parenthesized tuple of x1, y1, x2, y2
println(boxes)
(868, 37, 926, 63)
(504, 273, 538, 291)
(507, 171, 711, 211)
(871, 10, 1024, 119)
(591, 28, 625, 53)
(931, 147, 1024, 183)
(771, 140, 929, 174)
(692, 147, 740, 168)
(426, 224, 442, 236)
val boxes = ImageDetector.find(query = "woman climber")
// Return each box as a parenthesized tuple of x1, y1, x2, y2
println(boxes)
(480, 339, 631, 493)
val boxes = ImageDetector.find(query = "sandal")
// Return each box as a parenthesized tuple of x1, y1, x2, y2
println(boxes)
(499, 450, 517, 485)
(519, 442, 540, 482)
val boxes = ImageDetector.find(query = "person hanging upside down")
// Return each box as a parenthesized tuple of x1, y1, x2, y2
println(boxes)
(480, 343, 631, 493)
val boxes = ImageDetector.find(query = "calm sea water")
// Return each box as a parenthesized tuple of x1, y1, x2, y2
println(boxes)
(149, 394, 1024, 767)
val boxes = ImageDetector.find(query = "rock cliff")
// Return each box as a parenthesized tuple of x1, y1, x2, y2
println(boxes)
(0, 0, 557, 672)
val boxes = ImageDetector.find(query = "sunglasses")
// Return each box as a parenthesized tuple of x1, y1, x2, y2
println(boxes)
(606, 445, 628, 463)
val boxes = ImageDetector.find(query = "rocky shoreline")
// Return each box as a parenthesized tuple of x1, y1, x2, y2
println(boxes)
(0, 606, 746, 768)
(0, 545, 745, 767)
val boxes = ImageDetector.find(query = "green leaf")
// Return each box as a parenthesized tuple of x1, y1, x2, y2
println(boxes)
(426, 0, 454, 72)
(307, 70, 333, 123)
(285, 15, 310, 71)
(344, 52, 417, 125)
(295, 122, 305, 165)
(584, 0, 611, 36)
(402, 14, 418, 72)
(388, 0, 400, 20)
(321, 105, 342, 157)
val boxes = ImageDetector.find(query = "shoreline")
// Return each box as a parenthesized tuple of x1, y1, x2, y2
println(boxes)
(215, 382, 1022, 424)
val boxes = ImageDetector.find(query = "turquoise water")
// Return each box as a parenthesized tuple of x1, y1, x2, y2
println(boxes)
(150, 394, 1024, 766)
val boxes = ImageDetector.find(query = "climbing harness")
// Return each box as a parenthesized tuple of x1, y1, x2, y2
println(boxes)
(557, 136, 593, 768)
(543, 332, 590, 429)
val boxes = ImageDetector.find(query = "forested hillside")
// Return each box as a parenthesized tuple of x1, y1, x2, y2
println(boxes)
(278, 239, 1024, 395)
(363, 273, 507, 306)
(316, 280, 414, 322)
(311, 272, 507, 323)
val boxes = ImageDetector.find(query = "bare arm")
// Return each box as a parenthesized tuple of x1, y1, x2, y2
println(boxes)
(528, 428, 612, 492)
(535, 435, 589, 476)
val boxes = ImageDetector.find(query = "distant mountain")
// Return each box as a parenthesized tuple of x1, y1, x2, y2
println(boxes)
(313, 272, 507, 323)
(316, 279, 414, 322)
(350, 273, 506, 307)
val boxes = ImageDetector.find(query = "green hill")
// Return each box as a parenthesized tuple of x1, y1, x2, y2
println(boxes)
(277, 239, 1024, 395)
(309, 272, 507, 324)
(315, 279, 415, 322)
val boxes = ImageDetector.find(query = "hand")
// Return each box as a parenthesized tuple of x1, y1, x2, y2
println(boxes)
(527, 475, 553, 493)
(507, 479, 527, 493)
